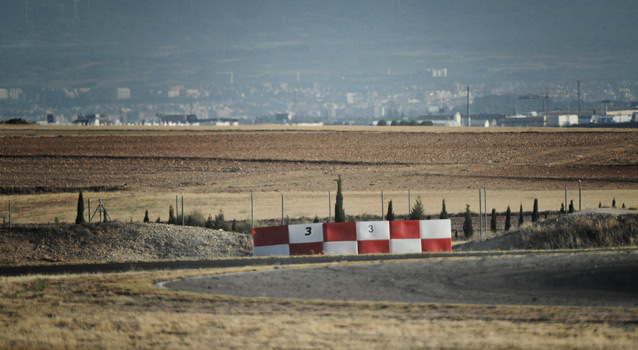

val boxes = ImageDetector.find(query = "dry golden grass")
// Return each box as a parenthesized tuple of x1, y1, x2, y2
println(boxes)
(2, 188, 636, 225)
(1, 260, 637, 349)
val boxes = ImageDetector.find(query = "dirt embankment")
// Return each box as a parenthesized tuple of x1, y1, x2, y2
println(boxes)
(455, 209, 638, 251)
(0, 222, 253, 264)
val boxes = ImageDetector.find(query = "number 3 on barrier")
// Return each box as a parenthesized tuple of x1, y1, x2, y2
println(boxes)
(368, 225, 374, 233)
(305, 227, 312, 236)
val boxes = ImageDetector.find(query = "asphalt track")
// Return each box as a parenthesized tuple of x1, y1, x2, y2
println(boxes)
(160, 250, 638, 307)
(4, 249, 638, 307)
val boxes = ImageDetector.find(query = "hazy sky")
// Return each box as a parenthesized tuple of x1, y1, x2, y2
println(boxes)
(1, 0, 637, 87)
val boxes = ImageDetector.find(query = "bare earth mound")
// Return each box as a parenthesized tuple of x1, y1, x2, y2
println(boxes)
(455, 209, 638, 251)
(0, 222, 253, 264)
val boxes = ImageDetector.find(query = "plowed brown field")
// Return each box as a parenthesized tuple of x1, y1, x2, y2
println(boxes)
(1, 125, 637, 223)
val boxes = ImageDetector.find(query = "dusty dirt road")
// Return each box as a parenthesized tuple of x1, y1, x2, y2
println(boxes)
(162, 250, 638, 307)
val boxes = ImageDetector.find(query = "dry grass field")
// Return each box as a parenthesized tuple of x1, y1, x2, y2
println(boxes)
(1, 261, 637, 349)
(1, 125, 637, 224)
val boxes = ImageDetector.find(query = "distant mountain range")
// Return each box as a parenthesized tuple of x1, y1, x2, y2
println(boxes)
(1, 0, 636, 89)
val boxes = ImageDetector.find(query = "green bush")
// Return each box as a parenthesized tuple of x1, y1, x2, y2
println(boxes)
(186, 210, 206, 227)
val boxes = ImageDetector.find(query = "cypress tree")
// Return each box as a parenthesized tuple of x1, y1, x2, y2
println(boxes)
(334, 175, 346, 222)
(612, 198, 616, 208)
(462, 204, 473, 238)
(505, 206, 512, 231)
(386, 200, 395, 221)
(75, 192, 86, 224)
(532, 198, 539, 222)
(440, 199, 448, 219)
(168, 205, 176, 225)
(518, 204, 524, 227)
(409, 196, 426, 220)
(143, 209, 150, 223)
(490, 208, 497, 232)
(569, 200, 574, 213)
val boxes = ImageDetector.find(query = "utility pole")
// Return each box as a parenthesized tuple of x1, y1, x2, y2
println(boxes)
(577, 80, 581, 116)
(466, 85, 470, 126)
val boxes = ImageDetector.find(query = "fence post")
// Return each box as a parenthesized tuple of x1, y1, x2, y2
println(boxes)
(564, 186, 567, 214)
(281, 194, 285, 225)
(251, 192, 254, 230)
(88, 199, 92, 223)
(8, 200, 11, 228)
(578, 183, 582, 211)
(99, 199, 103, 223)
(176, 195, 179, 222)
(479, 189, 483, 238)
(484, 188, 487, 235)
(408, 189, 411, 219)
(381, 191, 385, 220)
(181, 196, 185, 226)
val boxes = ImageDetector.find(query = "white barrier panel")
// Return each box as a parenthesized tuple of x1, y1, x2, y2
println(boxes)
(419, 219, 452, 239)
(253, 244, 290, 257)
(390, 239, 422, 254)
(324, 241, 358, 255)
(356, 221, 390, 241)
(288, 223, 324, 244)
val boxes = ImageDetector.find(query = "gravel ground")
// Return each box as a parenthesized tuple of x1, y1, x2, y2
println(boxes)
(0, 222, 253, 264)
(162, 250, 638, 307)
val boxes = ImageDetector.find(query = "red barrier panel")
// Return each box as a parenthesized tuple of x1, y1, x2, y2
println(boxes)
(421, 238, 452, 252)
(253, 225, 289, 246)
(358, 240, 390, 254)
(324, 222, 357, 241)
(389, 220, 421, 239)
(290, 242, 325, 256)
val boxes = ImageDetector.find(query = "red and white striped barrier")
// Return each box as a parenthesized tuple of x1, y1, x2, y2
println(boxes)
(253, 219, 452, 257)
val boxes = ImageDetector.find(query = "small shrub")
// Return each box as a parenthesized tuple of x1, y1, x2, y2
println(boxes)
(560, 203, 566, 214)
(569, 200, 575, 213)
(186, 210, 206, 227)
(143, 210, 150, 223)
(205, 214, 214, 228)
(518, 204, 524, 227)
(155, 217, 161, 223)
(612, 198, 616, 208)
(213, 210, 227, 230)
(409, 196, 426, 220)
(313, 215, 320, 223)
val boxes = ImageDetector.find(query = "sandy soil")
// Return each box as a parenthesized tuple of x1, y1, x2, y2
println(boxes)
(163, 250, 638, 307)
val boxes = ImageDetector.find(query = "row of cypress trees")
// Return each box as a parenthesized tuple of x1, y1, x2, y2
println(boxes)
(332, 177, 551, 239)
